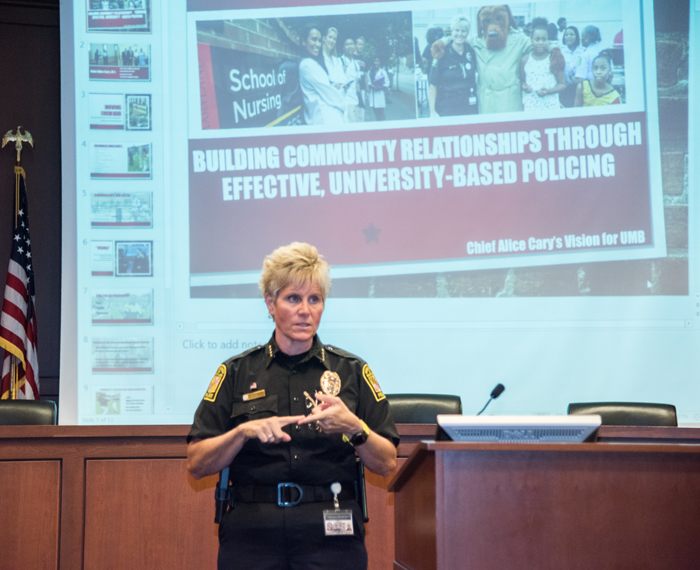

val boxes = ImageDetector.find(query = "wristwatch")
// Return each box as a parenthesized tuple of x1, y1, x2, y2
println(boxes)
(344, 420, 370, 447)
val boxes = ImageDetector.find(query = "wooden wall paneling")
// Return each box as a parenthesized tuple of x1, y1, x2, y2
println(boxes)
(83, 458, 219, 570)
(0, 460, 60, 570)
(59, 455, 85, 570)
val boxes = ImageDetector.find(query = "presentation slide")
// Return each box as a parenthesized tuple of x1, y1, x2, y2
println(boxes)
(60, 0, 700, 426)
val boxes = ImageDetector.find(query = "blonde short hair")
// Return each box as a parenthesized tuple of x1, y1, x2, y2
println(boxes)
(260, 242, 330, 300)
(450, 14, 470, 35)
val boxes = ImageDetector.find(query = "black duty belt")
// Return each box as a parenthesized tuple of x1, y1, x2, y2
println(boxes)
(234, 482, 356, 507)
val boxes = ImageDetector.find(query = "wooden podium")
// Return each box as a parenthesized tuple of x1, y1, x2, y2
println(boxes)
(389, 441, 700, 570)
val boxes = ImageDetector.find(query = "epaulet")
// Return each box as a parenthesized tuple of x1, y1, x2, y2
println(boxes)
(225, 344, 265, 364)
(322, 344, 363, 362)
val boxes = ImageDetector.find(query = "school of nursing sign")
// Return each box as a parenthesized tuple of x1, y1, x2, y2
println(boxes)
(200, 45, 290, 129)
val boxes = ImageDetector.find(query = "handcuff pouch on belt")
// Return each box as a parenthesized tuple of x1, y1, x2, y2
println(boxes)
(214, 466, 234, 524)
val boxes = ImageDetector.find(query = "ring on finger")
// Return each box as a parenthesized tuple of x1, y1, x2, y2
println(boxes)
(267, 434, 274, 441)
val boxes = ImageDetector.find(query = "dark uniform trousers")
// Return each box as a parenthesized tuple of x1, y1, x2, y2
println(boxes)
(218, 500, 367, 570)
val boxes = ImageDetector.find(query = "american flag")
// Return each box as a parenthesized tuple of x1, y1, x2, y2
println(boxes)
(0, 167, 39, 399)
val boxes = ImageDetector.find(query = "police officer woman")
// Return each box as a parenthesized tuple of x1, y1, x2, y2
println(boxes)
(428, 14, 478, 117)
(187, 242, 399, 570)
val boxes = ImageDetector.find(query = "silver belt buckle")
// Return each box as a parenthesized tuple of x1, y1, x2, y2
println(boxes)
(277, 482, 303, 507)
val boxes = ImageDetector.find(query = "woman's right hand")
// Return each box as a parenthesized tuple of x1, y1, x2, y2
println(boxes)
(188, 415, 302, 480)
(522, 83, 532, 93)
(239, 415, 305, 445)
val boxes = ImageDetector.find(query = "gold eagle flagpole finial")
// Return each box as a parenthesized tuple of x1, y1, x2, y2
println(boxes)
(2, 126, 34, 165)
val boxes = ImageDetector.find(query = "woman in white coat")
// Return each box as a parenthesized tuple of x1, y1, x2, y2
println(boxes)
(299, 24, 346, 125)
(322, 27, 347, 90)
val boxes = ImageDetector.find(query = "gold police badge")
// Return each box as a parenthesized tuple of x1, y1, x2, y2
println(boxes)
(320, 370, 341, 397)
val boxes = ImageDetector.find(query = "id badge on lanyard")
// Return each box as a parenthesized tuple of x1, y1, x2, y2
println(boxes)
(323, 482, 354, 536)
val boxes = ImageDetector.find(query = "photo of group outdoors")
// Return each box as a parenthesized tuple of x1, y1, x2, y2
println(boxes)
(195, 12, 416, 129)
(87, 0, 151, 33)
(193, 2, 626, 129)
(414, 2, 624, 117)
(91, 44, 149, 67)
(89, 44, 151, 81)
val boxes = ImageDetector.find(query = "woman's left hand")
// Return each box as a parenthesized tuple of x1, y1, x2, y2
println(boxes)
(297, 392, 362, 435)
(537, 87, 549, 97)
(299, 393, 398, 477)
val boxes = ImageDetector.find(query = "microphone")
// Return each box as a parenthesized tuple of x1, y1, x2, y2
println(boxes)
(476, 383, 505, 415)
(491, 383, 505, 399)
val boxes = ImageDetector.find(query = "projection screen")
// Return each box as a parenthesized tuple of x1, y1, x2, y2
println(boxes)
(60, 0, 700, 425)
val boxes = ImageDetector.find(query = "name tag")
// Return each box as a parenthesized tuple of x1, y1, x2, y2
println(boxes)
(323, 510, 354, 536)
(242, 389, 265, 401)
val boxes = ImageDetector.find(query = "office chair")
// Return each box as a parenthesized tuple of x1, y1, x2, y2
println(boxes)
(0, 399, 57, 425)
(385, 393, 463, 424)
(567, 402, 677, 426)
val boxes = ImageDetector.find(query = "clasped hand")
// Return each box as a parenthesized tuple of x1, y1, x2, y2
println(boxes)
(298, 392, 361, 435)
(240, 393, 360, 445)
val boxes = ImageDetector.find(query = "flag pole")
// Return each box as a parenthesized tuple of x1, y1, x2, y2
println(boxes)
(2, 126, 34, 400)
(10, 356, 17, 399)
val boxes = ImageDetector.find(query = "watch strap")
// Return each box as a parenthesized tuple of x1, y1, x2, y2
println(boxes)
(343, 420, 369, 446)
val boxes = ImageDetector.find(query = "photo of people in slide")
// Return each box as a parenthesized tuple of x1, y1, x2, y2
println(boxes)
(116, 241, 153, 277)
(87, 0, 151, 33)
(414, 3, 624, 118)
(89, 44, 151, 81)
(195, 13, 416, 129)
(127, 144, 151, 173)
